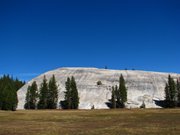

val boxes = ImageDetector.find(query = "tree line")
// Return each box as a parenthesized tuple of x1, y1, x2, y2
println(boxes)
(25, 74, 128, 110)
(21, 73, 180, 110)
(25, 75, 59, 109)
(24, 75, 79, 110)
(0, 75, 25, 111)
(1, 72, 179, 111)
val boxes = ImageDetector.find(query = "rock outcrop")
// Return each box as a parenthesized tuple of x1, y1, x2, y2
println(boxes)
(17, 67, 180, 109)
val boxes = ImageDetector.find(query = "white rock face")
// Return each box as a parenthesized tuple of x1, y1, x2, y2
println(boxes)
(17, 67, 180, 109)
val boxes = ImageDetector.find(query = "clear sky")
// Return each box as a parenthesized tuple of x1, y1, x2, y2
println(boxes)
(0, 0, 180, 81)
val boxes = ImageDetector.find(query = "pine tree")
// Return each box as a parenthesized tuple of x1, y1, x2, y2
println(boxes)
(71, 76, 79, 109)
(169, 75, 176, 105)
(24, 81, 38, 109)
(119, 74, 127, 108)
(0, 79, 4, 109)
(177, 79, 180, 106)
(47, 75, 58, 109)
(30, 81, 38, 109)
(11, 85, 18, 111)
(24, 86, 31, 109)
(109, 75, 128, 109)
(114, 85, 120, 108)
(62, 76, 79, 109)
(64, 77, 71, 109)
(0, 75, 21, 111)
(38, 76, 48, 109)
(165, 83, 170, 105)
(14, 78, 25, 91)
(111, 86, 116, 109)
(2, 84, 17, 111)
(165, 75, 177, 107)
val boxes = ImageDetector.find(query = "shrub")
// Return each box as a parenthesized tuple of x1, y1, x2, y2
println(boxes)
(91, 105, 95, 109)
(97, 81, 102, 85)
(140, 101, 146, 109)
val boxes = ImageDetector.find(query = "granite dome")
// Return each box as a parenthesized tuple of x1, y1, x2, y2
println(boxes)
(17, 67, 180, 109)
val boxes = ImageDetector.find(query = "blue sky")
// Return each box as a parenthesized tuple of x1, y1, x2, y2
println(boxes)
(0, 0, 180, 81)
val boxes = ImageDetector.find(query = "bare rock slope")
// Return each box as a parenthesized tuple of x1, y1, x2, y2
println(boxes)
(17, 67, 180, 109)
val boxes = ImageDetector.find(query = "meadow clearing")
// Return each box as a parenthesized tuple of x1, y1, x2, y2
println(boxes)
(0, 109, 180, 135)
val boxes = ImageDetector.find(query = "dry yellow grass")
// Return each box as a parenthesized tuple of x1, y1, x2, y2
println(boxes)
(0, 109, 180, 135)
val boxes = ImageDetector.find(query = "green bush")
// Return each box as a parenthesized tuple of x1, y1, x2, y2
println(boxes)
(140, 101, 146, 109)
(97, 81, 102, 85)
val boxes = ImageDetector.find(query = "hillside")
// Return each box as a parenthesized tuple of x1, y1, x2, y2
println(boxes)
(17, 68, 180, 109)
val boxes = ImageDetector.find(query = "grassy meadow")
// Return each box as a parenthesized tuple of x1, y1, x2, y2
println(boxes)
(0, 109, 180, 135)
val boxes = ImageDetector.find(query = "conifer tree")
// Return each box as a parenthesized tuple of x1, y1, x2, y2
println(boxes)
(30, 81, 38, 109)
(47, 75, 58, 109)
(24, 81, 38, 109)
(64, 77, 71, 109)
(119, 74, 127, 108)
(62, 76, 79, 109)
(165, 83, 170, 104)
(0, 75, 22, 111)
(114, 85, 120, 107)
(177, 79, 180, 106)
(169, 75, 176, 104)
(71, 76, 79, 109)
(38, 76, 48, 109)
(165, 75, 177, 107)
(109, 74, 127, 109)
(14, 78, 25, 91)
(24, 86, 31, 109)
(111, 86, 116, 109)
(1, 84, 17, 111)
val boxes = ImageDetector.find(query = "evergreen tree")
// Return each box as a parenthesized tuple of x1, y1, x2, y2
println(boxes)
(38, 76, 48, 109)
(169, 75, 176, 104)
(119, 74, 127, 108)
(177, 79, 180, 106)
(30, 81, 38, 109)
(0, 75, 22, 111)
(47, 75, 58, 109)
(165, 75, 177, 107)
(165, 83, 170, 104)
(24, 86, 31, 109)
(61, 76, 79, 109)
(25, 75, 58, 110)
(1, 84, 17, 111)
(111, 86, 116, 109)
(71, 76, 79, 109)
(14, 78, 25, 91)
(109, 74, 127, 109)
(115, 85, 121, 108)
(24, 81, 38, 109)
(64, 77, 71, 109)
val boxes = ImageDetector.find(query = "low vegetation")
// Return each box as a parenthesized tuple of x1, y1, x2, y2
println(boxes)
(0, 109, 180, 135)
(97, 80, 102, 85)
